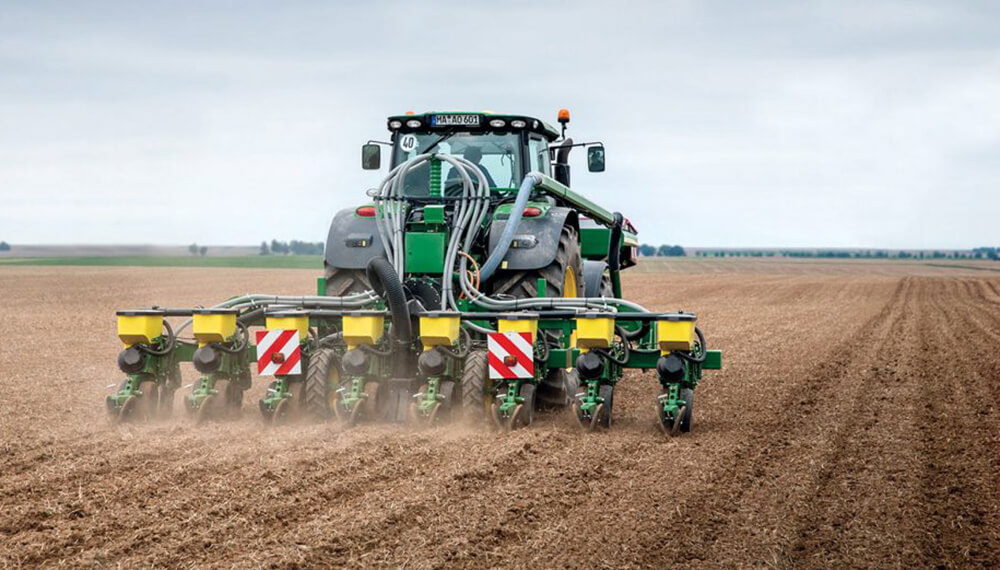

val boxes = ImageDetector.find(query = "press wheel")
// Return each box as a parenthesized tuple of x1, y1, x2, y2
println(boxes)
(272, 397, 291, 425)
(119, 380, 157, 423)
(490, 402, 505, 431)
(672, 405, 686, 435)
(346, 398, 364, 427)
(196, 379, 228, 424)
(196, 394, 217, 424)
(361, 381, 380, 419)
(118, 395, 139, 423)
(656, 404, 670, 435)
(572, 401, 603, 432)
(504, 404, 524, 432)
(589, 403, 604, 432)
(428, 401, 443, 423)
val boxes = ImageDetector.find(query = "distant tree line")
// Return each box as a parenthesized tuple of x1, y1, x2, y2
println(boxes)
(261, 240, 325, 256)
(0, 241, 10, 251)
(188, 243, 207, 256)
(638, 244, 686, 257)
(636, 245, 1000, 260)
(972, 247, 999, 261)
(694, 248, 1000, 260)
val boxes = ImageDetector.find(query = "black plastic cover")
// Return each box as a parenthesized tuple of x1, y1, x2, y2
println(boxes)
(324, 208, 385, 270)
(487, 207, 576, 271)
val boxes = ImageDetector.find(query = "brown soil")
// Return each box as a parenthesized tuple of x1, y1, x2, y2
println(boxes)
(1, 265, 998, 568)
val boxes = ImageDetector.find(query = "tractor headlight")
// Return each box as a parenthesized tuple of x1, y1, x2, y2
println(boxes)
(489, 119, 506, 128)
(406, 119, 421, 128)
(510, 120, 526, 128)
(389, 120, 402, 129)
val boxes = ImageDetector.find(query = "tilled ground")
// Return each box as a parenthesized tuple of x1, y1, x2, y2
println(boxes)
(1, 265, 998, 568)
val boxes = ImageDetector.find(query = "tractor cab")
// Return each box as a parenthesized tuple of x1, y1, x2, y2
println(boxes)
(362, 112, 603, 195)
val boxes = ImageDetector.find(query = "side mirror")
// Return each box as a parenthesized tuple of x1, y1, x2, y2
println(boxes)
(587, 146, 606, 173)
(362, 144, 381, 170)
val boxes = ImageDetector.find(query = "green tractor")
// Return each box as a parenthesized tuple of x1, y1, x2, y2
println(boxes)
(107, 109, 721, 434)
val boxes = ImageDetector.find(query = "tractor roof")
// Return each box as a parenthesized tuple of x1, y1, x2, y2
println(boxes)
(386, 111, 561, 142)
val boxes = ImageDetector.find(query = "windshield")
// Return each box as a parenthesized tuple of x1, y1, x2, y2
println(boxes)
(392, 132, 522, 196)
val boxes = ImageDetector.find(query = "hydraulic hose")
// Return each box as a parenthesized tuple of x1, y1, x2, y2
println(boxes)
(317, 331, 344, 348)
(216, 322, 249, 354)
(477, 172, 543, 282)
(440, 327, 472, 359)
(172, 292, 378, 335)
(371, 151, 488, 304)
(675, 327, 707, 363)
(237, 307, 265, 326)
(365, 256, 412, 354)
(594, 325, 631, 366)
(360, 343, 394, 357)
(138, 320, 176, 356)
(622, 320, 650, 341)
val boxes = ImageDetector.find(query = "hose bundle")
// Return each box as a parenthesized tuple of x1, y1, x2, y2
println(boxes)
(370, 153, 656, 318)
(370, 152, 492, 311)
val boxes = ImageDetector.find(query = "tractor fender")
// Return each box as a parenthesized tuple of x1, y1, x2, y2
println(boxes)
(582, 260, 609, 297)
(324, 207, 385, 270)
(487, 207, 579, 271)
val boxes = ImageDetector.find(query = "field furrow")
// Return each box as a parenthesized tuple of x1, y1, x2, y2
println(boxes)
(1, 266, 998, 568)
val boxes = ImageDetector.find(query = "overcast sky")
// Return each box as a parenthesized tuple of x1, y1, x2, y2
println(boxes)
(1, 1, 998, 248)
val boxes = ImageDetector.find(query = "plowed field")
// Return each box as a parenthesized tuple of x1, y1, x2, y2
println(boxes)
(1, 263, 998, 568)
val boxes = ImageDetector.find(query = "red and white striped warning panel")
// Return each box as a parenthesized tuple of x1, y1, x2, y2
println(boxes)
(255, 330, 302, 376)
(487, 332, 534, 380)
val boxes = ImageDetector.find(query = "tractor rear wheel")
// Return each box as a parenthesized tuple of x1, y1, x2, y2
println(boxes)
(490, 224, 583, 409)
(324, 266, 371, 296)
(303, 348, 338, 421)
(459, 350, 489, 422)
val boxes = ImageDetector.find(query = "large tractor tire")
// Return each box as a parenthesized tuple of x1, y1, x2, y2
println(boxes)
(489, 225, 584, 299)
(459, 350, 490, 421)
(324, 265, 371, 296)
(582, 261, 614, 298)
(303, 348, 339, 421)
(490, 224, 584, 409)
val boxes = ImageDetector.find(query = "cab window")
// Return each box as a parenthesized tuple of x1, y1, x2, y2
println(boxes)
(528, 137, 550, 176)
(393, 132, 521, 195)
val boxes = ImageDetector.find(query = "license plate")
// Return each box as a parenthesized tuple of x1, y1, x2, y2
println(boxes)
(432, 114, 481, 127)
